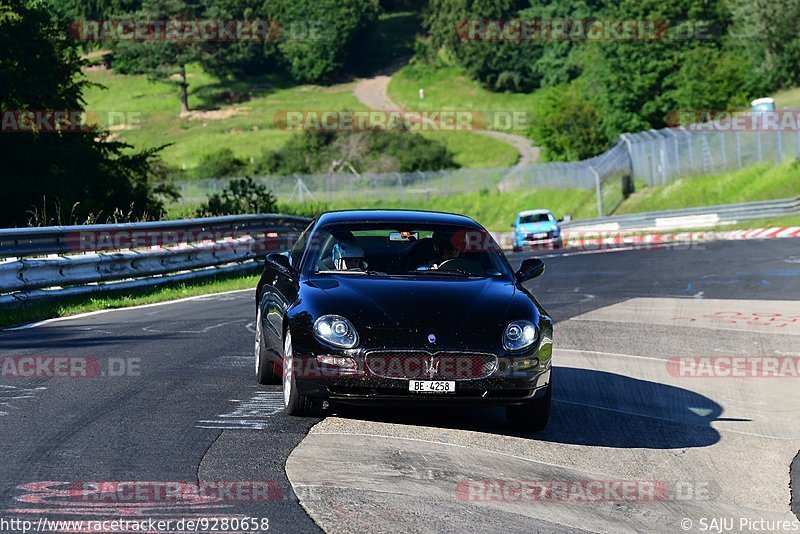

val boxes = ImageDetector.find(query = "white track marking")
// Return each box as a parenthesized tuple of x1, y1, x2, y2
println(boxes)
(4, 288, 254, 331)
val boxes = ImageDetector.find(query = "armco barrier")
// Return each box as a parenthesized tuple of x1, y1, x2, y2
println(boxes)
(561, 196, 800, 231)
(0, 214, 311, 306)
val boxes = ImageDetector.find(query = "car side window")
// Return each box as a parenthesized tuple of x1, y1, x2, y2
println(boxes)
(289, 222, 314, 268)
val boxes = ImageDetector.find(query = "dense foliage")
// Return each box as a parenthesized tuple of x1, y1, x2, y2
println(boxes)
(256, 130, 458, 175)
(197, 177, 278, 216)
(425, 0, 799, 160)
(0, 0, 165, 227)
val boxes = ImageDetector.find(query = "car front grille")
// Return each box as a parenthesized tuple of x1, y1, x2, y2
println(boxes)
(525, 231, 554, 241)
(365, 351, 498, 380)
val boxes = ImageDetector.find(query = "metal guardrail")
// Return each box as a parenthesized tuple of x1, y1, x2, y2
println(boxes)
(0, 214, 311, 306)
(562, 196, 800, 231)
(0, 214, 311, 259)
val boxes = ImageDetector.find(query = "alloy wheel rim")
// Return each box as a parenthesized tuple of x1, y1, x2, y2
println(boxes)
(283, 332, 292, 407)
(254, 308, 262, 375)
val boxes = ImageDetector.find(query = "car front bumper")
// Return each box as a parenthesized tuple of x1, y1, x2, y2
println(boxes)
(515, 235, 562, 248)
(290, 342, 552, 407)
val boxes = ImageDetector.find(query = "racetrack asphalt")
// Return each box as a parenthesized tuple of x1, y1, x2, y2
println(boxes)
(0, 239, 798, 533)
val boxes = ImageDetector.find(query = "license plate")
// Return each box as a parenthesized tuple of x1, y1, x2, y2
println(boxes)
(409, 380, 456, 393)
(533, 232, 548, 238)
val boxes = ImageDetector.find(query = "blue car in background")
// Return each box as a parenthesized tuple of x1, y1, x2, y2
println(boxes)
(512, 209, 563, 252)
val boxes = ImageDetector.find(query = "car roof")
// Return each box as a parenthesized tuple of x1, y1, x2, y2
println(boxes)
(518, 209, 552, 216)
(315, 209, 484, 229)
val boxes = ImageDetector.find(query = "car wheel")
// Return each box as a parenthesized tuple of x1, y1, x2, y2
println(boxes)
(255, 307, 280, 384)
(506, 381, 551, 432)
(282, 329, 322, 416)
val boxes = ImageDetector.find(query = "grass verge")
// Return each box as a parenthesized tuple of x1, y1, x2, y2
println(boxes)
(280, 187, 600, 231)
(616, 160, 800, 214)
(0, 272, 259, 330)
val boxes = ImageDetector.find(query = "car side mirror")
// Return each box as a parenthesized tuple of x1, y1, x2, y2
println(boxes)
(266, 252, 293, 276)
(515, 258, 545, 283)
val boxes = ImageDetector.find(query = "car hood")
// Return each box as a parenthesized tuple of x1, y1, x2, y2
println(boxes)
(517, 221, 556, 233)
(303, 275, 518, 331)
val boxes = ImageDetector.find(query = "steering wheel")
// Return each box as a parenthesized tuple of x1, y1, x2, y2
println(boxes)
(436, 257, 483, 275)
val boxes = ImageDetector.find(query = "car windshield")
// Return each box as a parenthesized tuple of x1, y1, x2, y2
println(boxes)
(519, 213, 552, 224)
(301, 222, 513, 279)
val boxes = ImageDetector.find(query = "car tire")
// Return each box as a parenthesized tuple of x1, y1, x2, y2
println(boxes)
(283, 329, 322, 416)
(255, 306, 280, 384)
(506, 381, 551, 432)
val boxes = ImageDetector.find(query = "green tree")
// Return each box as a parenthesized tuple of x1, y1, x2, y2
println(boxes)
(529, 80, 610, 161)
(581, 0, 739, 140)
(726, 0, 800, 89)
(262, 0, 380, 82)
(197, 177, 278, 216)
(112, 0, 203, 114)
(0, 0, 165, 227)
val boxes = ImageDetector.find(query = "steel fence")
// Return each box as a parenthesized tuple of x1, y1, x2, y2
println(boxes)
(0, 214, 311, 306)
(171, 123, 800, 218)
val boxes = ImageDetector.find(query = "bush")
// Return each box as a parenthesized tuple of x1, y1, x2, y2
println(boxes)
(194, 148, 246, 179)
(263, 0, 380, 82)
(197, 177, 278, 216)
(529, 80, 611, 162)
(256, 130, 459, 175)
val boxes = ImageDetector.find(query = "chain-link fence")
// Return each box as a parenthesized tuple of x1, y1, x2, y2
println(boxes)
(172, 123, 800, 217)
(624, 127, 800, 186)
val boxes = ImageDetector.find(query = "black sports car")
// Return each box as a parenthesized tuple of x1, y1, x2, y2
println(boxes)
(254, 210, 553, 431)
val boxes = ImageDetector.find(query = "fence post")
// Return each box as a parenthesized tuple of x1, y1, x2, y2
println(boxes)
(735, 131, 742, 168)
(794, 128, 800, 159)
(682, 129, 694, 173)
(649, 137, 658, 184)
(589, 165, 602, 217)
(796, 129, 800, 159)
(719, 133, 727, 170)
(756, 129, 763, 161)
(776, 130, 783, 162)
(326, 175, 332, 202)
(397, 173, 404, 202)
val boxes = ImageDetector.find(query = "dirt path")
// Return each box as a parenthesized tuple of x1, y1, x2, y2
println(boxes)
(353, 67, 540, 187)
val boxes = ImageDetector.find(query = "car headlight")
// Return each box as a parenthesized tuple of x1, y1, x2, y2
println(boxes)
(503, 320, 538, 351)
(314, 315, 359, 348)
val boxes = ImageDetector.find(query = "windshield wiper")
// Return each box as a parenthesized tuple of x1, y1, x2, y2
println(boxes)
(409, 269, 481, 277)
(316, 269, 388, 275)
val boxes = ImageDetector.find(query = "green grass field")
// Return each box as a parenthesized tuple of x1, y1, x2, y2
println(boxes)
(280, 187, 600, 231)
(83, 65, 363, 171)
(388, 63, 540, 133)
(81, 57, 518, 171)
(0, 273, 259, 329)
(615, 160, 800, 214)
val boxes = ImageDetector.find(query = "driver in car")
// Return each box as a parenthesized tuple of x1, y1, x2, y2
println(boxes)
(419, 232, 460, 270)
(332, 240, 368, 270)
